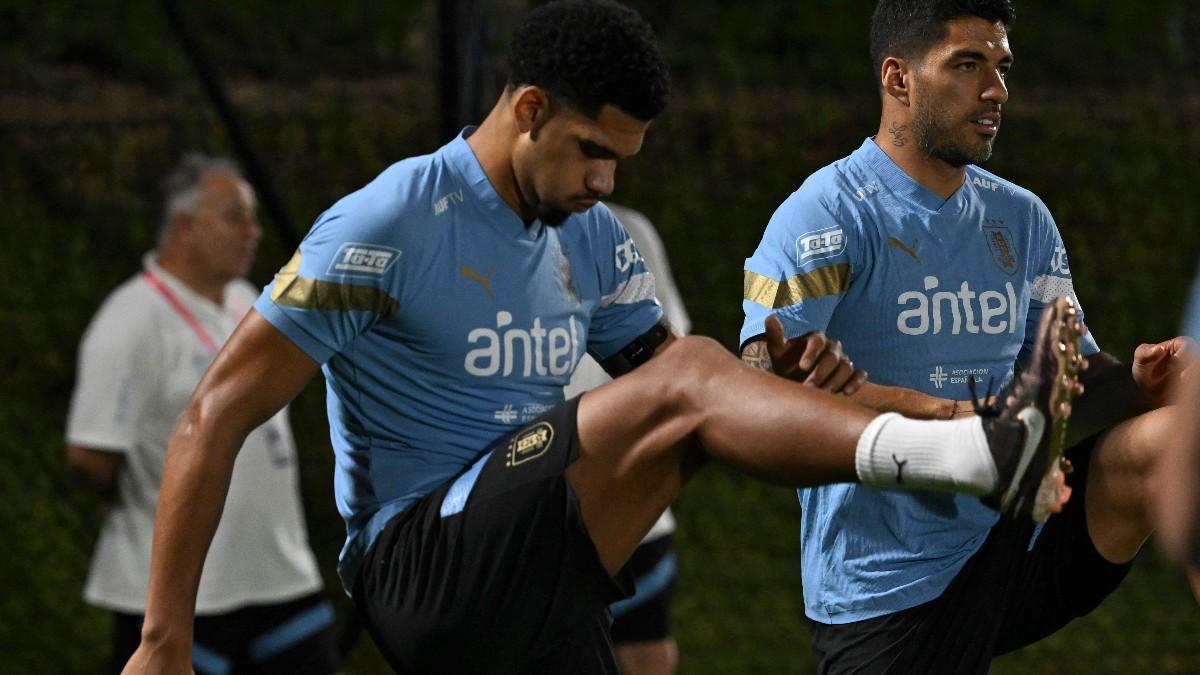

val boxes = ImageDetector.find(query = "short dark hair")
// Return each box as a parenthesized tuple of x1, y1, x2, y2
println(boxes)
(507, 0, 669, 121)
(869, 0, 1015, 77)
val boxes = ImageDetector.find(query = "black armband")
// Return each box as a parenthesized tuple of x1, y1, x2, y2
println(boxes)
(601, 322, 671, 376)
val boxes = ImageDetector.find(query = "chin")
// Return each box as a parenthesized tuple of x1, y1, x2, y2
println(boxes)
(536, 205, 572, 227)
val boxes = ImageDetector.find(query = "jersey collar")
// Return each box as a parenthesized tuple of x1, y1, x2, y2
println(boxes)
(445, 127, 546, 241)
(858, 138, 968, 215)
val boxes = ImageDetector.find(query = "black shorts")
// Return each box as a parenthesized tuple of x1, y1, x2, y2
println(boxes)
(112, 592, 339, 675)
(810, 434, 1133, 675)
(610, 533, 677, 645)
(354, 398, 632, 675)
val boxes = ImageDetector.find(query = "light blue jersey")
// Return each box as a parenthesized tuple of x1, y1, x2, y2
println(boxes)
(255, 130, 661, 589)
(740, 138, 1099, 623)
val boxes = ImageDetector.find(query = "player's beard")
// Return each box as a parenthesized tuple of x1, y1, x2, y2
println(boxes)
(913, 97, 995, 168)
(536, 203, 571, 227)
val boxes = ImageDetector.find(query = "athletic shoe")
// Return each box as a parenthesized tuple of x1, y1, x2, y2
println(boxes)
(978, 296, 1085, 522)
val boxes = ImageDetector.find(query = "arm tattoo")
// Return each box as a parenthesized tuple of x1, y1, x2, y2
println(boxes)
(888, 121, 907, 147)
(741, 340, 773, 372)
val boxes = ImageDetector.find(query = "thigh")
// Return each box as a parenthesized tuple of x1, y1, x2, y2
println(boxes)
(356, 398, 627, 674)
(610, 534, 677, 644)
(995, 435, 1134, 654)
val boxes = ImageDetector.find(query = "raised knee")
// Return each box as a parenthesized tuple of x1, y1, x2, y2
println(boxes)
(652, 335, 736, 386)
(635, 336, 739, 421)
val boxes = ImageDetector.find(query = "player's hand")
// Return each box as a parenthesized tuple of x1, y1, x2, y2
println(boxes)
(764, 315, 867, 395)
(1132, 335, 1196, 407)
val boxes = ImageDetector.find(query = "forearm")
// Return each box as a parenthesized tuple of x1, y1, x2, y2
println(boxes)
(139, 405, 245, 649)
(847, 381, 957, 420)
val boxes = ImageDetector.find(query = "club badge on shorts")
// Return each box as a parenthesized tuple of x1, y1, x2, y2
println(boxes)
(507, 422, 555, 467)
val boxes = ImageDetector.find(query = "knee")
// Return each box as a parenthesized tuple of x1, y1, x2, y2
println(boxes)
(641, 335, 735, 401)
(651, 335, 737, 384)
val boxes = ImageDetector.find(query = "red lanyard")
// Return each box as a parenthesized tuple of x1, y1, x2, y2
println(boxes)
(143, 270, 221, 355)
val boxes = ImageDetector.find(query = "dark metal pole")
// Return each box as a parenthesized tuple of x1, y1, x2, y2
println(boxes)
(440, 0, 493, 140)
(160, 0, 301, 251)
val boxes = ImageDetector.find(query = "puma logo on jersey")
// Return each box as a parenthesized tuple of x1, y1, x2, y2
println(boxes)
(886, 237, 921, 265)
(460, 265, 495, 298)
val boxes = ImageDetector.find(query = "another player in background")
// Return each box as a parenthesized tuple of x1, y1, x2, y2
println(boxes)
(1155, 271, 1200, 594)
(123, 3, 1082, 673)
(565, 203, 689, 675)
(66, 154, 338, 675)
(740, 2, 1189, 673)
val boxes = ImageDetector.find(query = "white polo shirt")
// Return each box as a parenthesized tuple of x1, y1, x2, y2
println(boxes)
(66, 254, 322, 614)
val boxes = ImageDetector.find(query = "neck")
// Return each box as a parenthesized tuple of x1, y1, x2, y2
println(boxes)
(874, 118, 965, 200)
(154, 250, 224, 305)
(466, 101, 535, 223)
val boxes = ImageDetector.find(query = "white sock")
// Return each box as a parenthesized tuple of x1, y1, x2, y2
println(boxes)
(854, 413, 998, 495)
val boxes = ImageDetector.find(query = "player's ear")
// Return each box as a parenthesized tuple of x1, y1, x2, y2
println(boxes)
(512, 86, 552, 138)
(881, 56, 911, 106)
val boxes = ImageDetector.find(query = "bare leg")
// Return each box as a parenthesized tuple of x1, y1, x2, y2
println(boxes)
(1154, 372, 1200, 570)
(1085, 405, 1175, 563)
(571, 335, 874, 574)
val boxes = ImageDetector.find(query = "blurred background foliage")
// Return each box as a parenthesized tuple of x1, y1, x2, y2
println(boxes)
(2, 0, 1198, 673)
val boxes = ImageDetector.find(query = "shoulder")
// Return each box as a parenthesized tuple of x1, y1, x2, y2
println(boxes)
(561, 202, 628, 252)
(966, 165, 1049, 215)
(769, 158, 872, 242)
(81, 274, 160, 349)
(602, 203, 651, 240)
(310, 152, 442, 246)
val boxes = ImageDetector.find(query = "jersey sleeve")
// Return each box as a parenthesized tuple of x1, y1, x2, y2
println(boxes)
(608, 204, 691, 335)
(65, 289, 161, 452)
(1021, 202, 1100, 364)
(254, 205, 404, 364)
(585, 208, 664, 361)
(740, 191, 857, 348)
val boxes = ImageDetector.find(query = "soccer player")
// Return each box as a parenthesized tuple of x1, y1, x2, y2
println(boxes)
(1155, 273, 1200, 582)
(739, 2, 1190, 672)
(564, 203, 690, 675)
(122, 2, 1081, 673)
(66, 154, 338, 674)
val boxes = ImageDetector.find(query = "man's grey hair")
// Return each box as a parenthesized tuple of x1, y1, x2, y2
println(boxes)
(159, 153, 243, 243)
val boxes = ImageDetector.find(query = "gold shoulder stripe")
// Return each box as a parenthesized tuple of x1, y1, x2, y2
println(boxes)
(269, 250, 400, 318)
(743, 264, 852, 308)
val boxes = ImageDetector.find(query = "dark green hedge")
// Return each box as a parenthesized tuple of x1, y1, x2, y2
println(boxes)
(3, 2, 1198, 673)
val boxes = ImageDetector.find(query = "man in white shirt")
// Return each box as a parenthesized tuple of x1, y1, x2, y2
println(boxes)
(65, 154, 338, 674)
